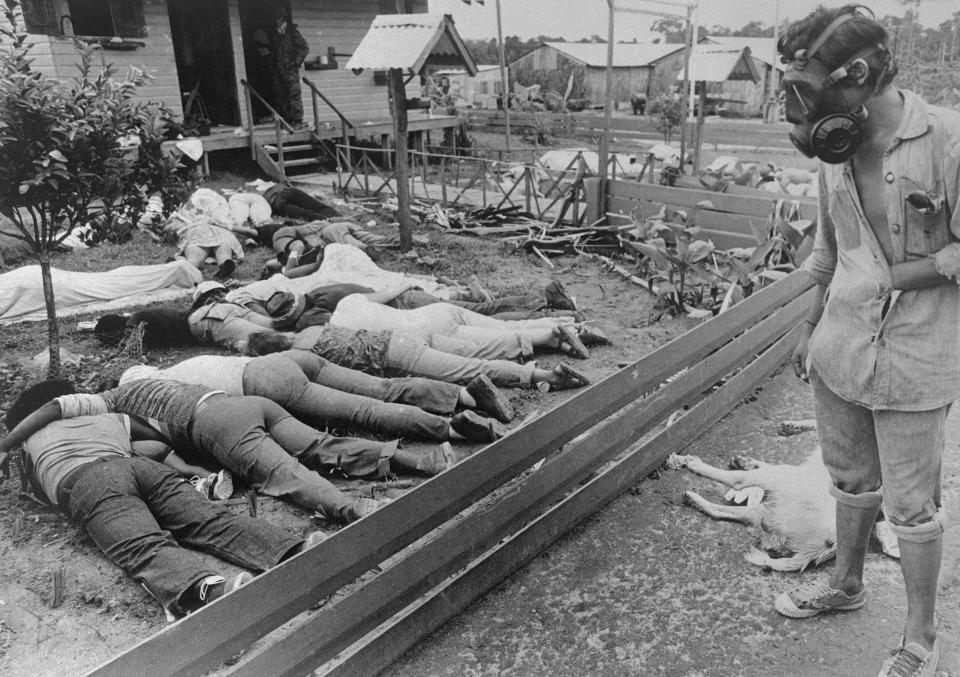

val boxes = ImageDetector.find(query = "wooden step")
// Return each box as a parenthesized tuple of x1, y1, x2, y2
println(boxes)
(280, 158, 321, 168)
(270, 143, 315, 154)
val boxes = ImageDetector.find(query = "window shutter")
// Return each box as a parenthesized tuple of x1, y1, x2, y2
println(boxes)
(21, 0, 60, 35)
(110, 0, 146, 38)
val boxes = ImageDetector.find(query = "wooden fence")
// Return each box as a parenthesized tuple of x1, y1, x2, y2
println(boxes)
(87, 272, 815, 677)
(598, 179, 819, 251)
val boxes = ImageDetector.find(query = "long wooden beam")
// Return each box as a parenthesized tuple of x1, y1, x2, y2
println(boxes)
(320, 327, 803, 677)
(87, 274, 812, 677)
(225, 289, 814, 677)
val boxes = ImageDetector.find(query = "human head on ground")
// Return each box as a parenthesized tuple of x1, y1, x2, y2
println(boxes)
(245, 331, 293, 356)
(778, 4, 897, 162)
(5, 379, 76, 430)
(95, 307, 192, 348)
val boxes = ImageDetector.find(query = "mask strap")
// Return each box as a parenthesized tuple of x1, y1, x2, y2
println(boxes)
(821, 45, 883, 87)
(804, 13, 854, 64)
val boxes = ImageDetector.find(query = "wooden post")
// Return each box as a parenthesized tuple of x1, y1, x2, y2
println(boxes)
(693, 82, 706, 174)
(388, 68, 413, 251)
(678, 4, 694, 173)
(595, 0, 615, 225)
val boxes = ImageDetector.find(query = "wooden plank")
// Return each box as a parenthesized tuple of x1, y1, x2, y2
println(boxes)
(86, 274, 812, 677)
(226, 289, 814, 677)
(606, 196, 762, 238)
(319, 327, 803, 677)
(608, 181, 817, 219)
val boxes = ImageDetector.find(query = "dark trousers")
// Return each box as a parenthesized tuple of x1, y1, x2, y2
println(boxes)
(392, 289, 548, 319)
(65, 457, 300, 613)
(267, 186, 340, 220)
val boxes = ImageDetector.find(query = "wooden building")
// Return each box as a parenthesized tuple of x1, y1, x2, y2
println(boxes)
(509, 41, 686, 108)
(699, 36, 784, 117)
(5, 0, 458, 161)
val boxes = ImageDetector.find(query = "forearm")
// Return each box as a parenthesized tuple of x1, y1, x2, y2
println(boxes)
(890, 257, 951, 290)
(0, 402, 63, 453)
(364, 287, 410, 304)
(801, 273, 827, 326)
(162, 451, 215, 479)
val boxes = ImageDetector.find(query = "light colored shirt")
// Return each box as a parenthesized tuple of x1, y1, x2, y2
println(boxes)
(226, 278, 291, 308)
(24, 414, 131, 504)
(152, 356, 251, 396)
(188, 302, 274, 351)
(331, 295, 460, 335)
(803, 90, 960, 410)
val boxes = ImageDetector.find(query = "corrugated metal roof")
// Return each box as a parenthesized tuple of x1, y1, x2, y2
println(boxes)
(346, 13, 477, 75)
(540, 41, 684, 68)
(704, 36, 786, 71)
(680, 47, 762, 83)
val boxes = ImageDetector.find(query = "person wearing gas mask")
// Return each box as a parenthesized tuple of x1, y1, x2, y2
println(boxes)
(777, 6, 960, 677)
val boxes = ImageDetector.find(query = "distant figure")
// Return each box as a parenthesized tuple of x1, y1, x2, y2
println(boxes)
(630, 93, 646, 115)
(268, 13, 309, 126)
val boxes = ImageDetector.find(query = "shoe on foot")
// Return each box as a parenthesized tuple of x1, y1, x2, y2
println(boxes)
(774, 577, 866, 619)
(211, 469, 233, 500)
(197, 572, 254, 606)
(415, 442, 454, 475)
(451, 410, 507, 443)
(339, 497, 381, 523)
(549, 362, 591, 390)
(214, 258, 236, 280)
(466, 373, 514, 423)
(302, 530, 329, 550)
(544, 280, 577, 311)
(577, 323, 611, 346)
(554, 324, 590, 359)
(468, 275, 495, 304)
(878, 638, 938, 677)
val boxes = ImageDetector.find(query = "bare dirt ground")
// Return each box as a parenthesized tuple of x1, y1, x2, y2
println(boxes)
(385, 372, 960, 677)
(0, 204, 692, 675)
(2, 117, 954, 677)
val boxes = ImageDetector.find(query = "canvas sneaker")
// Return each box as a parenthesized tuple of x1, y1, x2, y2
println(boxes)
(197, 572, 253, 607)
(878, 638, 939, 677)
(774, 576, 866, 618)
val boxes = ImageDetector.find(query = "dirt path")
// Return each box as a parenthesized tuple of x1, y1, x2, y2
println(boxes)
(385, 371, 960, 677)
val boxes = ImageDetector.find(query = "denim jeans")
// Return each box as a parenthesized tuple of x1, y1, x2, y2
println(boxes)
(243, 354, 450, 441)
(278, 350, 460, 415)
(810, 369, 947, 529)
(392, 289, 547, 319)
(65, 457, 300, 613)
(190, 395, 398, 515)
(385, 332, 536, 386)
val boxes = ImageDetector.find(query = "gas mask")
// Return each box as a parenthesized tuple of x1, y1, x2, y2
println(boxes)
(780, 13, 888, 164)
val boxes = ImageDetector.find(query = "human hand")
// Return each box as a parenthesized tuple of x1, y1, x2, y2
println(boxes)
(0, 450, 10, 483)
(791, 323, 814, 382)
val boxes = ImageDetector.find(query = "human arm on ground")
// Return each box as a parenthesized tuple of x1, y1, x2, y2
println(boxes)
(362, 282, 421, 305)
(0, 401, 65, 455)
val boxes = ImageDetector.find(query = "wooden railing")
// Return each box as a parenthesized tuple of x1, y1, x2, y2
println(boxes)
(303, 77, 355, 171)
(86, 272, 815, 677)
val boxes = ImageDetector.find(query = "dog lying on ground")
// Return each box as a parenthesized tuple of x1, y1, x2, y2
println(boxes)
(670, 445, 900, 573)
(672, 448, 837, 572)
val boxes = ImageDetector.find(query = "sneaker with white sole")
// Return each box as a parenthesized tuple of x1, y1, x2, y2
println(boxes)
(774, 576, 866, 618)
(197, 572, 253, 607)
(878, 638, 938, 677)
(190, 470, 234, 500)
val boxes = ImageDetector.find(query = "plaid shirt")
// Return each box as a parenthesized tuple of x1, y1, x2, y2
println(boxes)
(803, 90, 960, 410)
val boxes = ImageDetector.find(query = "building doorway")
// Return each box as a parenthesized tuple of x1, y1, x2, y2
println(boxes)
(238, 0, 305, 125)
(168, 0, 240, 130)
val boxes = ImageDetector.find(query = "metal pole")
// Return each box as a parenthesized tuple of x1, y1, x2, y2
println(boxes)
(687, 3, 697, 121)
(596, 0, 615, 223)
(678, 4, 693, 172)
(495, 0, 511, 151)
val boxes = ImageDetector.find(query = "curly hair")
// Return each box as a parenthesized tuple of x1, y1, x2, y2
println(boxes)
(244, 331, 293, 356)
(777, 4, 897, 91)
(5, 379, 76, 430)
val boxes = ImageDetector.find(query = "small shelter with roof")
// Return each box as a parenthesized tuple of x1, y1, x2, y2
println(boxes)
(700, 37, 785, 116)
(347, 13, 477, 251)
(510, 41, 686, 108)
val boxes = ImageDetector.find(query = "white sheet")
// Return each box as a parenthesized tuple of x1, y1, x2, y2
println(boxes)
(280, 243, 456, 298)
(0, 260, 202, 323)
